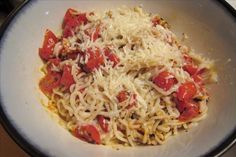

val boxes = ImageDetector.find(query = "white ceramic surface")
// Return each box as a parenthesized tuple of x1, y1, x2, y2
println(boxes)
(0, 0, 235, 157)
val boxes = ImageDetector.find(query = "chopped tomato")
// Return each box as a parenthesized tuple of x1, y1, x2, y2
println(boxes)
(174, 97, 200, 122)
(97, 115, 109, 132)
(66, 51, 80, 60)
(192, 74, 203, 84)
(60, 65, 75, 88)
(63, 8, 78, 28)
(46, 58, 61, 73)
(76, 13, 88, 25)
(62, 8, 88, 37)
(63, 20, 77, 38)
(152, 71, 177, 91)
(151, 16, 160, 27)
(117, 91, 136, 109)
(104, 47, 120, 67)
(178, 101, 199, 121)
(48, 58, 61, 66)
(117, 90, 128, 103)
(39, 29, 58, 61)
(63, 8, 88, 27)
(177, 82, 197, 101)
(183, 64, 198, 76)
(183, 54, 193, 64)
(79, 87, 85, 93)
(82, 48, 104, 73)
(39, 72, 61, 95)
(196, 68, 206, 75)
(73, 125, 101, 144)
(85, 25, 100, 41)
(92, 25, 100, 41)
(182, 53, 199, 76)
(126, 94, 137, 109)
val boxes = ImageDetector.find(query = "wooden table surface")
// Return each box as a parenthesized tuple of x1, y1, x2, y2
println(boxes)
(0, 124, 29, 157)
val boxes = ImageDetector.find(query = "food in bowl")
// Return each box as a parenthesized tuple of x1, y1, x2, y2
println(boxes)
(38, 6, 217, 146)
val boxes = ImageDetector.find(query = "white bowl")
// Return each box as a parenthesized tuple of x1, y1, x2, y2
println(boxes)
(0, 0, 236, 157)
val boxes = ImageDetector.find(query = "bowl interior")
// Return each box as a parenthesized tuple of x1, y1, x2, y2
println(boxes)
(0, 0, 236, 157)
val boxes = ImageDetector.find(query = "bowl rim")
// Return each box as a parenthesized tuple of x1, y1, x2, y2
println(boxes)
(0, 0, 235, 157)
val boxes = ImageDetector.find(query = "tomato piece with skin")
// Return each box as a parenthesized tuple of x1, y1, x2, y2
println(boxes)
(85, 25, 100, 41)
(63, 8, 78, 28)
(76, 13, 88, 26)
(177, 82, 197, 101)
(183, 54, 193, 64)
(66, 51, 80, 60)
(126, 94, 137, 109)
(174, 97, 200, 121)
(183, 64, 198, 76)
(62, 9, 88, 37)
(73, 125, 101, 144)
(39, 29, 58, 61)
(182, 54, 199, 76)
(104, 47, 120, 67)
(60, 65, 75, 88)
(63, 20, 77, 38)
(117, 90, 128, 103)
(92, 25, 100, 41)
(178, 101, 199, 121)
(97, 115, 109, 133)
(117, 91, 137, 109)
(82, 48, 104, 73)
(151, 16, 160, 27)
(39, 72, 61, 95)
(152, 71, 178, 91)
(46, 58, 61, 73)
(192, 74, 203, 84)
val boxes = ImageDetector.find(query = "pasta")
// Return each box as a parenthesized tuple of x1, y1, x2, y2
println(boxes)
(38, 6, 217, 146)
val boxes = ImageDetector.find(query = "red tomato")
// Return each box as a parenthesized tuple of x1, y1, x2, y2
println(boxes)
(196, 68, 206, 75)
(178, 102, 199, 121)
(177, 82, 197, 101)
(63, 9, 88, 37)
(92, 25, 100, 41)
(97, 115, 109, 132)
(46, 58, 61, 73)
(76, 13, 88, 25)
(152, 71, 177, 91)
(39, 29, 58, 61)
(60, 65, 75, 88)
(73, 125, 101, 144)
(104, 48, 120, 67)
(82, 48, 104, 73)
(183, 54, 193, 64)
(39, 72, 61, 95)
(126, 94, 137, 109)
(183, 64, 198, 76)
(151, 17, 160, 27)
(79, 87, 85, 93)
(117, 91, 128, 103)
(175, 98, 200, 121)
(66, 51, 80, 60)
(63, 8, 78, 28)
(85, 25, 100, 41)
(192, 74, 203, 84)
(63, 20, 77, 38)
(116, 91, 136, 109)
